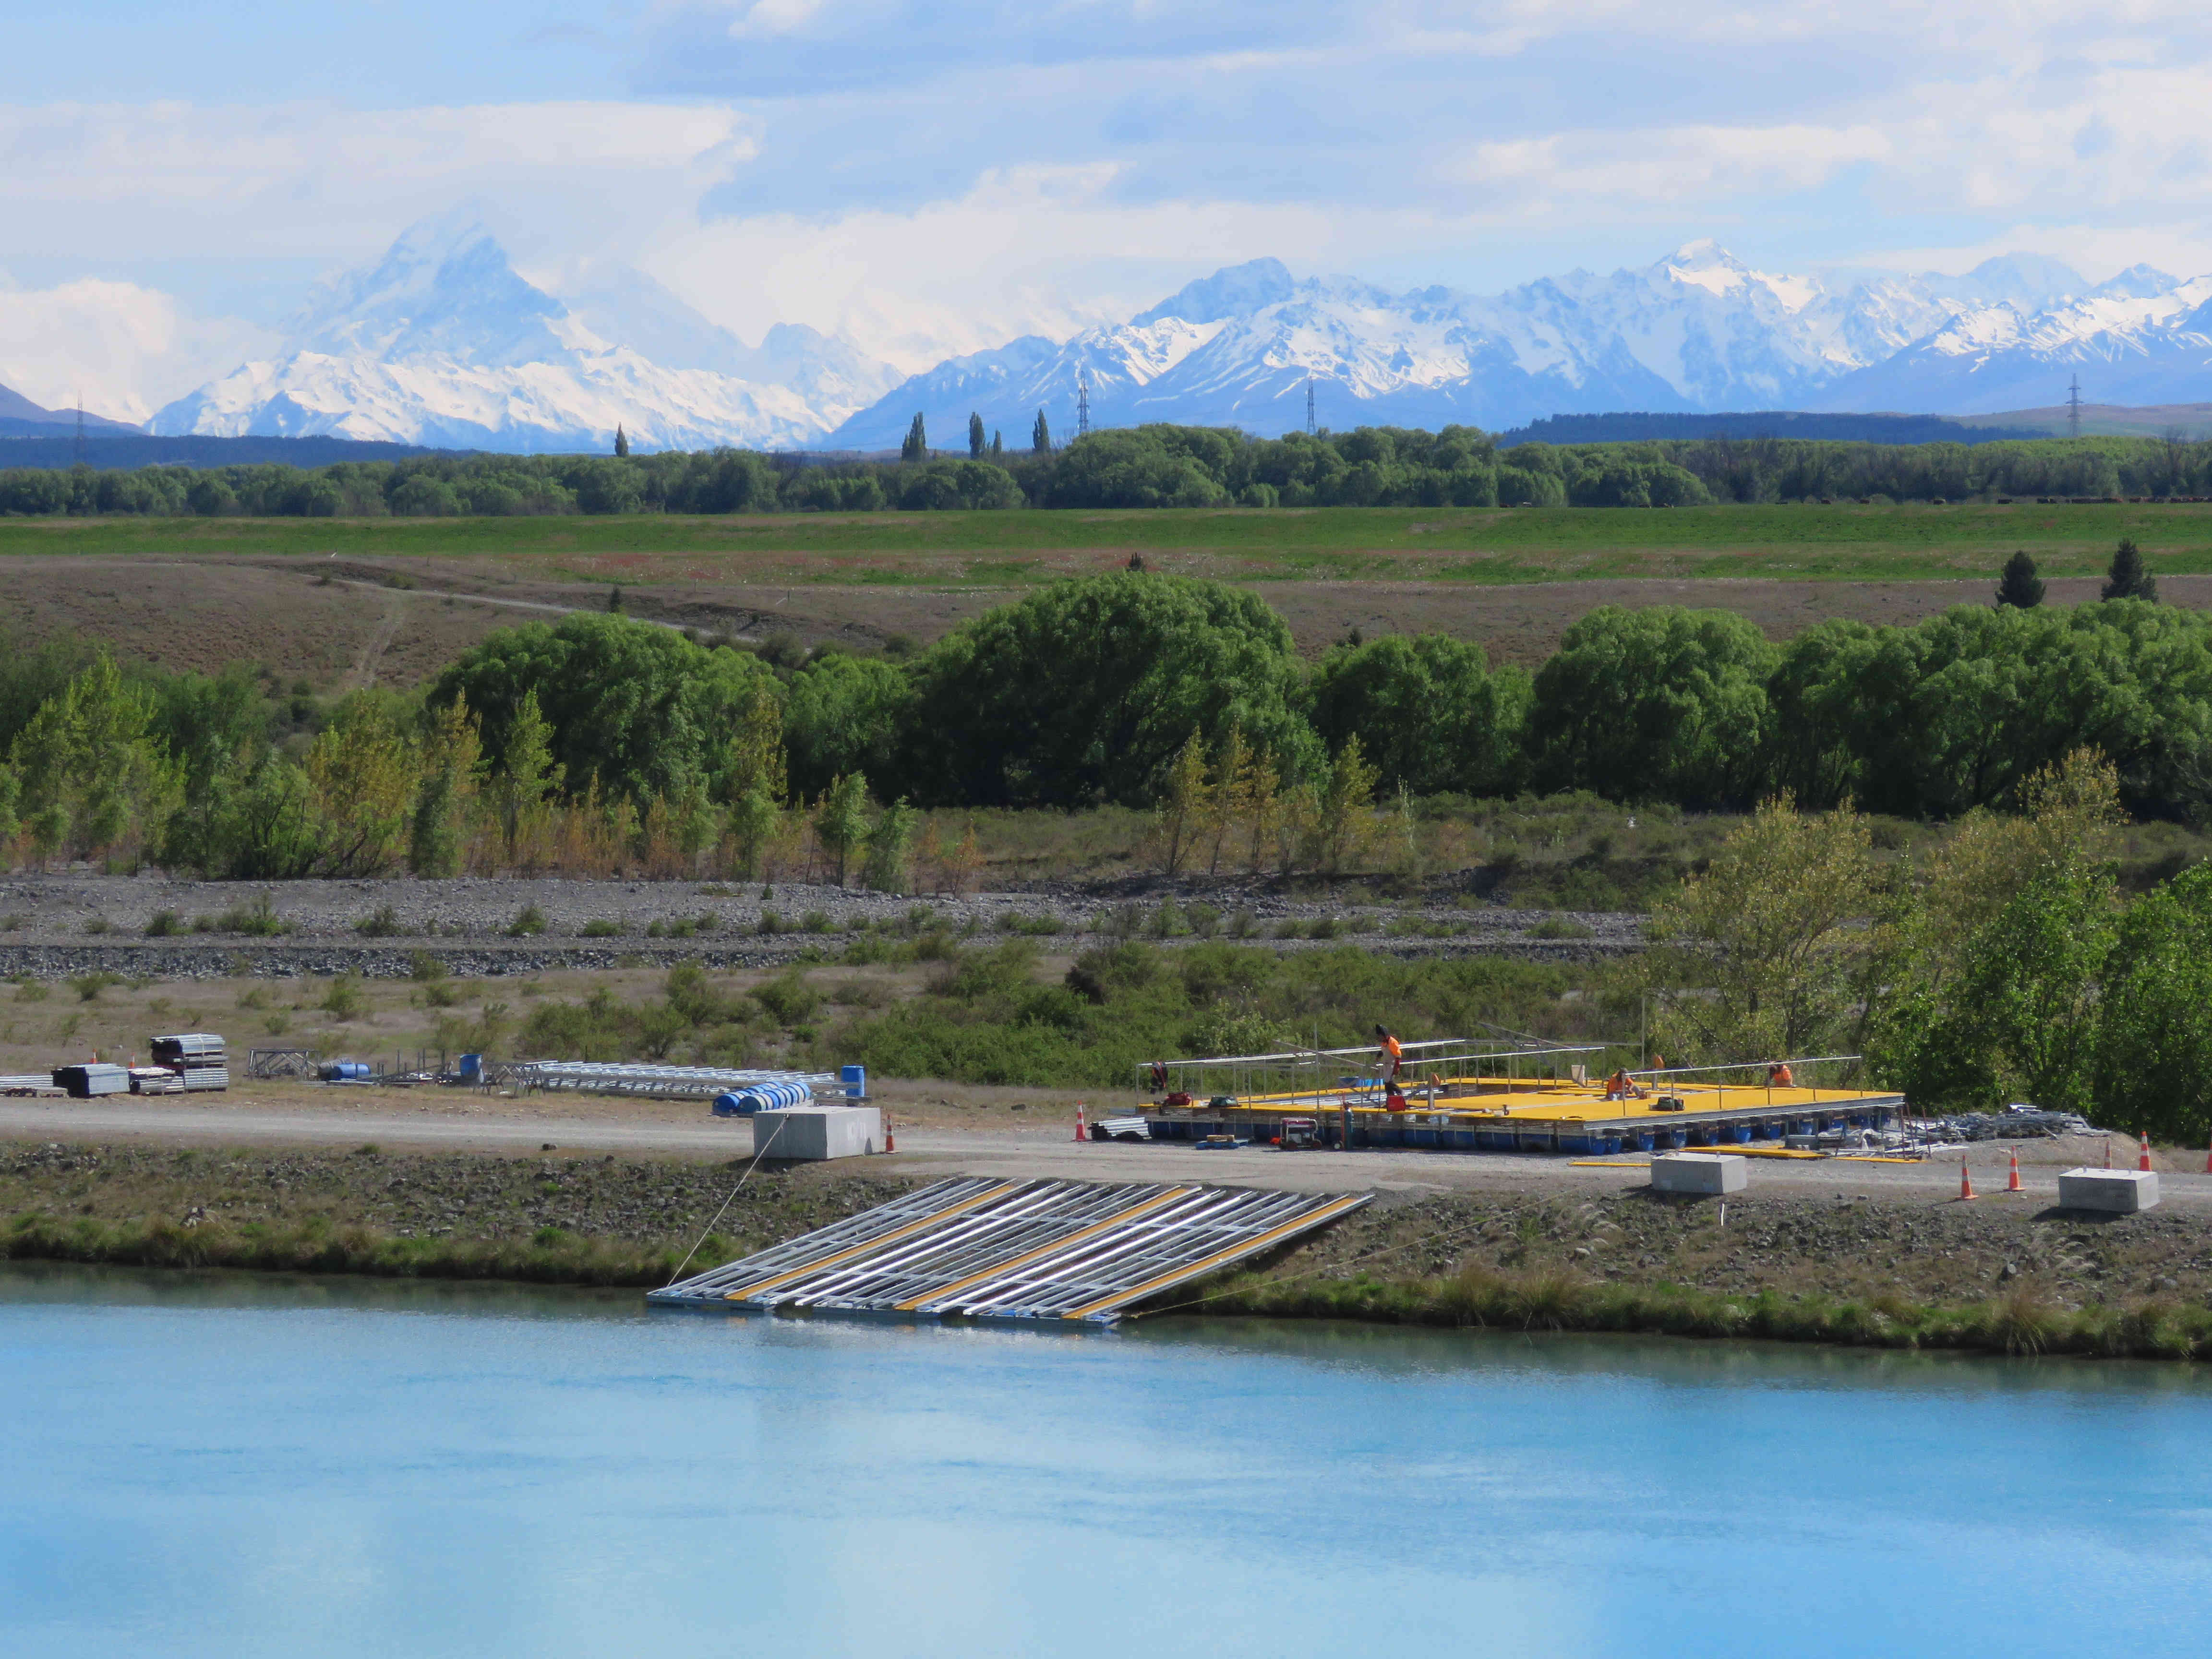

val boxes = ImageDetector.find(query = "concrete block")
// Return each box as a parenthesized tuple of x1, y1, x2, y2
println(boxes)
(751, 1106, 882, 1161)
(2058, 1167, 2161, 1213)
(1650, 1152, 1748, 1195)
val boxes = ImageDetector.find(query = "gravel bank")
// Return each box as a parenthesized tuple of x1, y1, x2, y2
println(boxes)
(8, 1141, 2210, 1334)
(0, 873, 1641, 978)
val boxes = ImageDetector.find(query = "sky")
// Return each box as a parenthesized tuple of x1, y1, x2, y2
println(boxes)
(5, 0, 2212, 418)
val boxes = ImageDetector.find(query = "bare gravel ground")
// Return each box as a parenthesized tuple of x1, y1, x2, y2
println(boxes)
(0, 872, 1641, 979)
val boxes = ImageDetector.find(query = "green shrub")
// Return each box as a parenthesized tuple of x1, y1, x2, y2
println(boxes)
(320, 976, 368, 1020)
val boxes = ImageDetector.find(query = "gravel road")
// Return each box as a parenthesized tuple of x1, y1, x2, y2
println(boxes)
(4, 1094, 2203, 1209)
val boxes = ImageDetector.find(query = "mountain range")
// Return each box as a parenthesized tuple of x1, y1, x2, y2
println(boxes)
(122, 218, 2212, 453)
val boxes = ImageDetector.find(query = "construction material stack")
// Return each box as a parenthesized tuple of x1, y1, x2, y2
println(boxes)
(149, 1034, 228, 1092)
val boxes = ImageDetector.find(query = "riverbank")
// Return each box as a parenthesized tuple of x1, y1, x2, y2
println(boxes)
(8, 1140, 2212, 1359)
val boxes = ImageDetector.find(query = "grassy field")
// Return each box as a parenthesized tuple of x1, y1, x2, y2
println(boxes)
(5, 500, 2212, 585)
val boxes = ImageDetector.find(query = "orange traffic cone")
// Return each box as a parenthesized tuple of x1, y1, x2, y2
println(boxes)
(2104, 1136, 2113, 1168)
(1074, 1104, 1088, 1144)
(884, 1118, 895, 1153)
(2140, 1132, 2153, 1172)
(2007, 1147, 2022, 1192)
(1959, 1154, 1976, 1201)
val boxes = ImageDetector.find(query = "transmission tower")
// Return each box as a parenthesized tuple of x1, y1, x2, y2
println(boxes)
(1306, 375, 1316, 436)
(1076, 375, 1091, 438)
(72, 396, 87, 468)
(2067, 373, 2083, 439)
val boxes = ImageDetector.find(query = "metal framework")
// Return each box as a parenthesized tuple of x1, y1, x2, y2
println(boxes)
(1139, 1036, 1607, 1109)
(507, 1061, 842, 1101)
(247, 1048, 319, 1080)
(649, 1177, 1370, 1324)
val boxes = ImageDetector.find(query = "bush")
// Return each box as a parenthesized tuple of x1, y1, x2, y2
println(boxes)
(904, 572, 1317, 806)
(321, 975, 368, 1020)
(507, 905, 548, 937)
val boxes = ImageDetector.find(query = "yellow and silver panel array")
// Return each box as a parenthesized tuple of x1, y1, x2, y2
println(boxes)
(649, 1177, 1370, 1325)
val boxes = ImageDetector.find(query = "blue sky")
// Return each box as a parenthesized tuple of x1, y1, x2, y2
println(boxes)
(6, 1, 2212, 416)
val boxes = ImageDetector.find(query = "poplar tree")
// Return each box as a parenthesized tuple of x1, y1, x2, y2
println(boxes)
(492, 688, 563, 864)
(613, 425, 629, 457)
(1032, 409, 1051, 453)
(815, 772, 871, 886)
(901, 414, 928, 463)
(968, 412, 985, 457)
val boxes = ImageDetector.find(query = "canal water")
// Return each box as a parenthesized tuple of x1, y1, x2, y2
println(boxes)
(2, 1264, 2207, 1658)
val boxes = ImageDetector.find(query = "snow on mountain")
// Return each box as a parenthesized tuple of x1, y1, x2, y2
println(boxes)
(141, 218, 2212, 452)
(1818, 273, 2212, 416)
(151, 216, 895, 451)
(828, 244, 2123, 449)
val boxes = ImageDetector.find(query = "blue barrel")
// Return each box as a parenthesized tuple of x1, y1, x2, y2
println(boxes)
(713, 1078, 813, 1117)
(320, 1060, 372, 1082)
(457, 1053, 482, 1082)
(840, 1063, 867, 1100)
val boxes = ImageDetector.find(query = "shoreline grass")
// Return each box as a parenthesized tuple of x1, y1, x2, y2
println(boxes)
(3, 1211, 705, 1289)
(1189, 1262, 2212, 1362)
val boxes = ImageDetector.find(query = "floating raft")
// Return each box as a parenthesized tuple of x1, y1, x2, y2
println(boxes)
(648, 1177, 1370, 1325)
(1142, 1080, 1907, 1154)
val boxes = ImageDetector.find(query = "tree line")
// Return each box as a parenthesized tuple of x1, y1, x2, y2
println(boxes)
(7, 424, 2212, 518)
(1647, 753, 2212, 1143)
(0, 560, 2207, 882)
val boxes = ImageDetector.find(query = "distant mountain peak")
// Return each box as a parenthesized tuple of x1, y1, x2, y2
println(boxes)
(2092, 263, 2179, 300)
(1130, 258, 1298, 327)
(288, 214, 566, 369)
(152, 213, 898, 451)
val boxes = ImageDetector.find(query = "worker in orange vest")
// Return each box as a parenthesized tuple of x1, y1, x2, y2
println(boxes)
(1767, 1062, 1794, 1088)
(1374, 1024, 1403, 1086)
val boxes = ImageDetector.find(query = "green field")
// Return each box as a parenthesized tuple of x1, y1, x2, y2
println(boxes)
(4, 501, 2212, 586)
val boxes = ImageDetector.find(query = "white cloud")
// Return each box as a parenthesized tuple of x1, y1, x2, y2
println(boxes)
(649, 165, 1368, 371)
(0, 102, 756, 268)
(0, 277, 273, 421)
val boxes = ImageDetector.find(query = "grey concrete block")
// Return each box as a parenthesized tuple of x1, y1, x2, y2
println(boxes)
(2057, 1167, 2161, 1213)
(751, 1106, 882, 1161)
(1650, 1152, 1748, 1194)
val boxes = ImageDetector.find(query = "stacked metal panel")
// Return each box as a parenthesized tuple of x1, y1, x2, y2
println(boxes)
(649, 1177, 1370, 1325)
(150, 1034, 228, 1092)
(53, 1063, 130, 1098)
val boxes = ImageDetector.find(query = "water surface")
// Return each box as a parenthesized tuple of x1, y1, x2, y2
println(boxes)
(2, 1265, 2206, 1657)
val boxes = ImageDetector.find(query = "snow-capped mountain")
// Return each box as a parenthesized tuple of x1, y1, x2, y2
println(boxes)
(141, 219, 2212, 453)
(828, 245, 2142, 448)
(151, 216, 897, 452)
(1815, 269, 2212, 416)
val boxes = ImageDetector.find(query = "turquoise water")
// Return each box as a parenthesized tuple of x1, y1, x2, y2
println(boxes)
(2, 1266, 2208, 1658)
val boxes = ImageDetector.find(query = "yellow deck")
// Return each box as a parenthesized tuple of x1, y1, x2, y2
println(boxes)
(1211, 1075, 1896, 1124)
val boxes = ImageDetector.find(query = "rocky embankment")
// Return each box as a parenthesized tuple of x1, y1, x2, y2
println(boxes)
(0, 873, 1641, 978)
(7, 1142, 2210, 1358)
